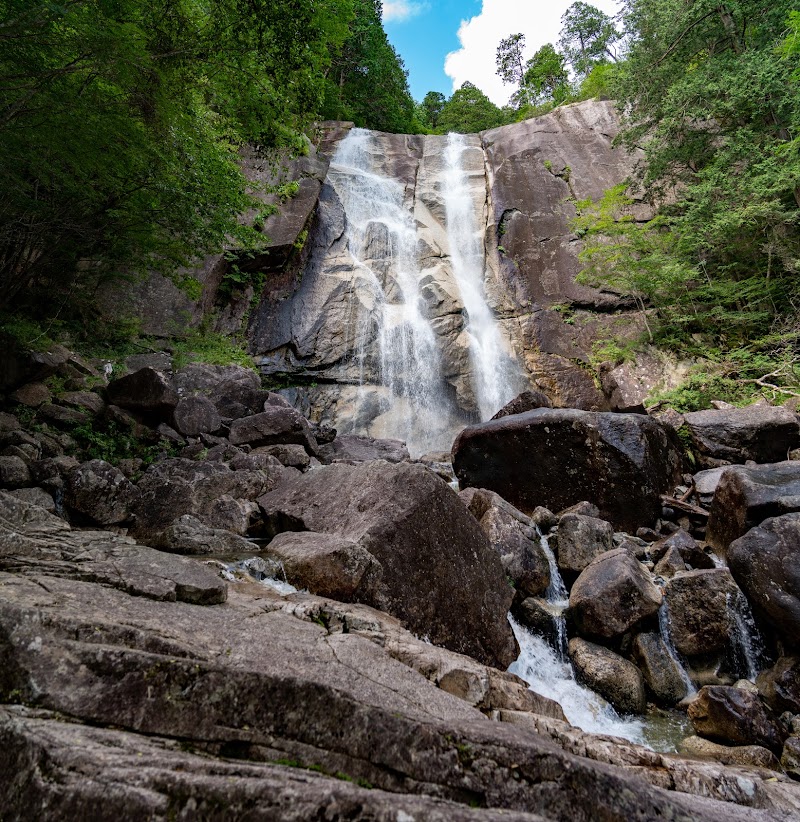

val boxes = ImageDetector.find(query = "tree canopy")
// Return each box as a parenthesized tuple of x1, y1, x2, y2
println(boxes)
(436, 83, 510, 134)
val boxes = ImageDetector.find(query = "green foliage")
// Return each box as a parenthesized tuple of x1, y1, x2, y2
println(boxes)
(420, 91, 447, 130)
(437, 83, 510, 134)
(523, 44, 571, 106)
(71, 420, 178, 468)
(559, 1, 620, 77)
(170, 329, 254, 370)
(576, 62, 618, 100)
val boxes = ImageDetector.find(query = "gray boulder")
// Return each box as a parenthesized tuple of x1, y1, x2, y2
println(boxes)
(229, 407, 319, 456)
(632, 632, 689, 705)
(0, 455, 31, 488)
(683, 405, 800, 465)
(156, 515, 254, 555)
(172, 396, 222, 436)
(706, 461, 800, 552)
(728, 513, 800, 644)
(570, 548, 662, 640)
(568, 638, 647, 715)
(258, 461, 517, 668)
(452, 408, 683, 532)
(756, 656, 800, 714)
(105, 367, 178, 414)
(679, 736, 781, 770)
(554, 513, 614, 576)
(491, 390, 552, 420)
(663, 569, 739, 658)
(65, 459, 140, 525)
(317, 434, 409, 465)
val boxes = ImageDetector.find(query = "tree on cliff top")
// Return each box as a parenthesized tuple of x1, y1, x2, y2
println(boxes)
(437, 83, 509, 134)
(559, 1, 620, 77)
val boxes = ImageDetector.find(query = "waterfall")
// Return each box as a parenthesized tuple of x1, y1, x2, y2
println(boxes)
(442, 133, 521, 421)
(728, 591, 766, 681)
(328, 129, 457, 453)
(657, 602, 697, 698)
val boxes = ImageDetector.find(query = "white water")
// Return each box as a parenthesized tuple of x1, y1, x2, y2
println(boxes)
(657, 602, 697, 698)
(442, 133, 521, 420)
(509, 616, 647, 743)
(728, 591, 765, 681)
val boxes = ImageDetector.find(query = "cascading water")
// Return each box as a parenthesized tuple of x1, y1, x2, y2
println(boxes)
(442, 133, 522, 420)
(728, 591, 766, 681)
(657, 601, 697, 698)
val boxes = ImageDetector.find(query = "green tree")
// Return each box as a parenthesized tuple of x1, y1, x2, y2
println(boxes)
(523, 44, 571, 105)
(437, 83, 509, 134)
(496, 33, 531, 105)
(559, 1, 620, 77)
(421, 91, 447, 130)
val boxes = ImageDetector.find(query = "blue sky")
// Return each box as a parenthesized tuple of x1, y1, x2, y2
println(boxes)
(383, 0, 620, 106)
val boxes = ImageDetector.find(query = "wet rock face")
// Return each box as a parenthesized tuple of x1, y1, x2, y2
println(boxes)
(757, 656, 800, 714)
(728, 513, 800, 644)
(258, 461, 517, 669)
(663, 569, 739, 658)
(632, 632, 689, 705)
(553, 513, 614, 576)
(569, 548, 663, 640)
(568, 638, 646, 715)
(452, 408, 683, 532)
(683, 405, 800, 465)
(687, 686, 787, 755)
(706, 461, 800, 552)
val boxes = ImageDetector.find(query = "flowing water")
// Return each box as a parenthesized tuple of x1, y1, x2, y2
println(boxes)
(325, 128, 523, 453)
(728, 591, 766, 681)
(657, 601, 697, 698)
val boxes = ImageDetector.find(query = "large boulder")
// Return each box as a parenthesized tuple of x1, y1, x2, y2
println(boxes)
(105, 367, 178, 415)
(687, 685, 787, 755)
(756, 656, 800, 714)
(64, 459, 140, 525)
(632, 632, 689, 705)
(229, 407, 319, 456)
(569, 548, 662, 640)
(663, 569, 739, 658)
(491, 390, 552, 420)
(683, 405, 800, 465)
(706, 462, 800, 552)
(317, 434, 409, 465)
(452, 408, 683, 532)
(728, 513, 800, 644)
(553, 513, 614, 576)
(257, 461, 517, 668)
(568, 638, 647, 715)
(172, 396, 222, 437)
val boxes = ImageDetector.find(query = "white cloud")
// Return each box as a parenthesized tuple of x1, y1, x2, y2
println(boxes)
(383, 1, 429, 22)
(445, 0, 620, 105)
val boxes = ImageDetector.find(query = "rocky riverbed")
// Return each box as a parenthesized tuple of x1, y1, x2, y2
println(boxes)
(2, 346, 800, 819)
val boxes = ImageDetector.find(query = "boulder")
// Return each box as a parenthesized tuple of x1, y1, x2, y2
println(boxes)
(452, 408, 683, 532)
(728, 513, 800, 644)
(64, 460, 140, 525)
(568, 638, 647, 715)
(265, 531, 382, 601)
(553, 513, 614, 576)
(172, 363, 260, 396)
(255, 444, 311, 471)
(8, 382, 51, 407)
(156, 515, 254, 555)
(782, 736, 800, 779)
(0, 456, 31, 488)
(569, 548, 662, 640)
(687, 685, 787, 755)
(652, 529, 716, 571)
(491, 390, 552, 420)
(756, 656, 800, 714)
(663, 569, 738, 658)
(229, 407, 319, 456)
(57, 390, 106, 415)
(683, 405, 800, 465)
(513, 597, 564, 649)
(172, 396, 222, 436)
(654, 545, 687, 579)
(706, 461, 800, 552)
(632, 632, 689, 704)
(8, 487, 56, 514)
(37, 403, 90, 427)
(210, 380, 273, 420)
(257, 461, 517, 668)
(105, 367, 178, 415)
(678, 736, 781, 770)
(317, 434, 409, 465)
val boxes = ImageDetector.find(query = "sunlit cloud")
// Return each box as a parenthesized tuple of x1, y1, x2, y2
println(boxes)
(383, 1, 429, 23)
(445, 0, 619, 105)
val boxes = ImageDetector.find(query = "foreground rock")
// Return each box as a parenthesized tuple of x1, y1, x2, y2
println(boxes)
(258, 461, 517, 668)
(706, 462, 800, 551)
(632, 632, 689, 705)
(728, 513, 800, 645)
(452, 408, 683, 532)
(568, 638, 646, 715)
(683, 405, 800, 466)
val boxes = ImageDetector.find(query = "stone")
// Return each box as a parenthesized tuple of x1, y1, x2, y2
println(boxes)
(706, 461, 800, 552)
(654, 545, 687, 579)
(172, 395, 222, 436)
(568, 638, 647, 715)
(105, 367, 178, 415)
(156, 515, 254, 555)
(452, 408, 683, 532)
(687, 685, 787, 755)
(255, 444, 311, 471)
(57, 390, 105, 415)
(0, 338, 71, 392)
(531, 506, 558, 531)
(553, 513, 614, 576)
(728, 514, 800, 644)
(491, 390, 552, 419)
(678, 735, 781, 770)
(64, 459, 141, 525)
(0, 412, 20, 432)
(663, 569, 739, 658)
(512, 597, 564, 648)
(570, 548, 662, 640)
(782, 736, 800, 779)
(7, 487, 56, 513)
(265, 531, 382, 601)
(8, 382, 51, 407)
(310, 421, 337, 444)
(210, 380, 272, 420)
(36, 403, 90, 427)
(558, 501, 600, 519)
(156, 422, 185, 444)
(317, 434, 409, 464)
(652, 528, 716, 570)
(683, 405, 800, 465)
(757, 656, 800, 714)
(229, 407, 319, 456)
(0, 456, 31, 488)
(632, 632, 689, 705)
(258, 461, 517, 669)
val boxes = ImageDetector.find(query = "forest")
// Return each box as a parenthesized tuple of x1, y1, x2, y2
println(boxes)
(1, 0, 799, 403)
